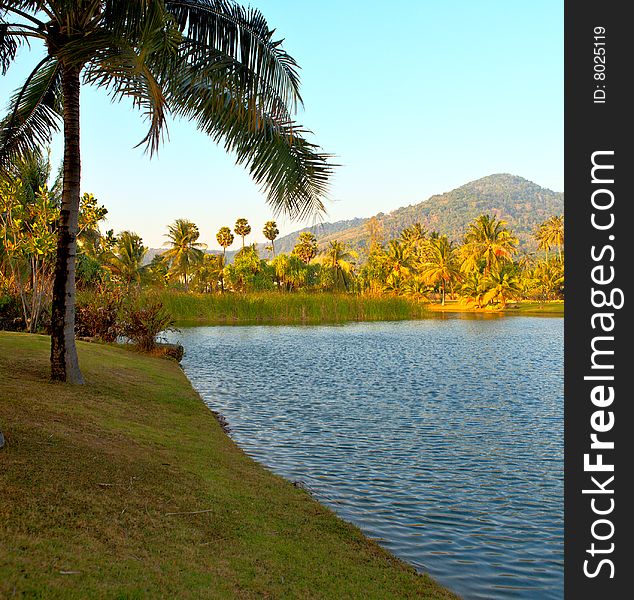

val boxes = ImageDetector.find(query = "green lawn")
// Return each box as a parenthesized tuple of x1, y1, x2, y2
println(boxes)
(427, 300, 564, 316)
(0, 332, 457, 599)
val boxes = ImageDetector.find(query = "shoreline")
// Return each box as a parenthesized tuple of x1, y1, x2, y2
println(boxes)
(0, 332, 458, 599)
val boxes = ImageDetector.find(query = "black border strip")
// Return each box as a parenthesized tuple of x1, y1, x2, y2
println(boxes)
(565, 2, 629, 597)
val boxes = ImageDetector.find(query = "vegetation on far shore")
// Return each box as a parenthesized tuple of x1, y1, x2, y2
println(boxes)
(143, 290, 430, 324)
(1, 149, 564, 338)
(0, 332, 457, 599)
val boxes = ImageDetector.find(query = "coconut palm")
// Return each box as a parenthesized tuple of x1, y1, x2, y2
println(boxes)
(459, 271, 486, 308)
(384, 240, 413, 290)
(537, 215, 564, 262)
(1, 1, 333, 382)
(292, 231, 318, 264)
(107, 231, 147, 287)
(400, 223, 426, 249)
(417, 235, 460, 305)
(234, 218, 251, 249)
(481, 264, 522, 308)
(321, 240, 357, 291)
(162, 219, 206, 290)
(263, 220, 279, 258)
(460, 214, 517, 275)
(191, 253, 223, 293)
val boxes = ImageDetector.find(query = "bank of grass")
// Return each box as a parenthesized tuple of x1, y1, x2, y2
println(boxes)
(427, 299, 564, 316)
(0, 332, 457, 599)
(152, 290, 430, 325)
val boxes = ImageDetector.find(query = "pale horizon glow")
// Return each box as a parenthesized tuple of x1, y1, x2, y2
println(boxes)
(0, 1, 563, 249)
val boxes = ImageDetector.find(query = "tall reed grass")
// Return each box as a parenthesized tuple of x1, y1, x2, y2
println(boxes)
(149, 291, 429, 324)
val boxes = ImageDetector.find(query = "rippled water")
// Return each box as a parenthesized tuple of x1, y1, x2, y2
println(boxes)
(169, 317, 563, 599)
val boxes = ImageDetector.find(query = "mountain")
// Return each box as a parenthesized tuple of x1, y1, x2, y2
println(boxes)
(273, 174, 563, 254)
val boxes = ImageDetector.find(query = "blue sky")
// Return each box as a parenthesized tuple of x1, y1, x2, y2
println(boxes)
(0, 0, 563, 248)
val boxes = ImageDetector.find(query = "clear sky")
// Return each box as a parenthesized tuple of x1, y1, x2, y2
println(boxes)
(0, 0, 563, 249)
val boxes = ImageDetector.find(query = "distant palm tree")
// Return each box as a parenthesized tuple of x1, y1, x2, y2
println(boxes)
(292, 231, 318, 264)
(272, 253, 308, 291)
(163, 220, 206, 290)
(417, 235, 460, 305)
(1, 1, 333, 382)
(234, 218, 251, 249)
(192, 254, 224, 293)
(215, 226, 234, 292)
(400, 223, 427, 249)
(459, 271, 486, 308)
(216, 227, 234, 261)
(537, 215, 564, 262)
(482, 264, 522, 308)
(460, 214, 517, 274)
(108, 231, 147, 287)
(385, 240, 413, 290)
(322, 241, 357, 291)
(263, 221, 279, 258)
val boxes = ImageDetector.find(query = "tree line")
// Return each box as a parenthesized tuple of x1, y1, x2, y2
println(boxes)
(1, 150, 564, 336)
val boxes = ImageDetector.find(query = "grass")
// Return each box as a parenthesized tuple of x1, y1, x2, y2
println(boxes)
(0, 332, 458, 599)
(151, 290, 430, 325)
(427, 300, 564, 316)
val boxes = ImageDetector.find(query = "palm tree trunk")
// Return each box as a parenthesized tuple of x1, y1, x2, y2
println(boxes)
(220, 249, 225, 292)
(441, 280, 445, 306)
(50, 65, 84, 384)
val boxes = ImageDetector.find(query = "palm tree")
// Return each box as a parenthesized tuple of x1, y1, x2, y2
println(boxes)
(107, 231, 147, 287)
(216, 226, 234, 261)
(191, 253, 223, 293)
(292, 231, 318, 264)
(459, 271, 486, 308)
(537, 215, 564, 262)
(215, 226, 233, 292)
(460, 214, 518, 275)
(321, 241, 357, 291)
(162, 219, 206, 290)
(417, 235, 460, 305)
(272, 253, 308, 291)
(400, 223, 426, 249)
(234, 218, 251, 249)
(263, 220, 279, 258)
(1, 1, 333, 382)
(384, 240, 412, 290)
(481, 263, 522, 308)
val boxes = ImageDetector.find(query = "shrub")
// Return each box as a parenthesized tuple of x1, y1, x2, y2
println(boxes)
(120, 299, 177, 352)
(0, 294, 24, 331)
(75, 288, 123, 341)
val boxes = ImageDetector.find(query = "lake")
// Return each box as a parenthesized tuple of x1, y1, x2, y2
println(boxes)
(169, 316, 563, 599)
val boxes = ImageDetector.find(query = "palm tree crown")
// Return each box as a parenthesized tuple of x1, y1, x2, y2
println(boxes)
(263, 220, 279, 257)
(537, 215, 564, 261)
(216, 226, 234, 257)
(108, 230, 147, 286)
(460, 214, 517, 274)
(162, 219, 206, 289)
(234, 218, 251, 248)
(1, 0, 333, 381)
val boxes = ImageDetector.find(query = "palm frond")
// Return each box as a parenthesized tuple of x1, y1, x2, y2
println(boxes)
(82, 39, 171, 153)
(166, 0, 302, 112)
(167, 62, 332, 219)
(0, 20, 19, 74)
(0, 55, 62, 172)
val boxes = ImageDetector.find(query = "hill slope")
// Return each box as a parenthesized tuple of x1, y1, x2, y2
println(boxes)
(276, 174, 563, 254)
